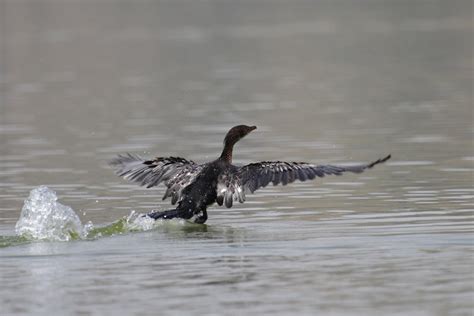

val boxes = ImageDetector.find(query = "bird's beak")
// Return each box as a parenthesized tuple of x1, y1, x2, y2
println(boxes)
(250, 126, 257, 131)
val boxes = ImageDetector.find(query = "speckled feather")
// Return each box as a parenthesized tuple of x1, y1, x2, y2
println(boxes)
(214, 155, 391, 208)
(109, 153, 204, 205)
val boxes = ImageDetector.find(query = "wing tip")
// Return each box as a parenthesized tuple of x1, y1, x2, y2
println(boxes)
(108, 153, 144, 167)
(367, 154, 391, 169)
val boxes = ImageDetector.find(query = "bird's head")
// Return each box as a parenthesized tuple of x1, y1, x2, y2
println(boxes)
(223, 125, 257, 146)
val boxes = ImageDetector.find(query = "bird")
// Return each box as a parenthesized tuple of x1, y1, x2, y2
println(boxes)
(109, 125, 391, 224)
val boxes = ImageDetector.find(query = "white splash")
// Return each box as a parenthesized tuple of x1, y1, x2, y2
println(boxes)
(15, 186, 188, 242)
(15, 186, 84, 241)
(125, 210, 157, 231)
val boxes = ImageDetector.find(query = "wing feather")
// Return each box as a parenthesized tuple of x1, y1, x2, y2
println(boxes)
(216, 154, 391, 208)
(109, 153, 203, 204)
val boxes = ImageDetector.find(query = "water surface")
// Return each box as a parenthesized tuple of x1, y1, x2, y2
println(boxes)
(0, 0, 472, 315)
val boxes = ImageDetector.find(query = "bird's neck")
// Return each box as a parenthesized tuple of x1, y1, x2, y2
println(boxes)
(220, 141, 235, 163)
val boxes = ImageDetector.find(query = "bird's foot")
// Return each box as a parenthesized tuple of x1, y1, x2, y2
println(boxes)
(192, 210, 208, 224)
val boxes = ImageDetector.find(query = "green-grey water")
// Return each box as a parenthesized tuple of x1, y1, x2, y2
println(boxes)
(0, 0, 473, 315)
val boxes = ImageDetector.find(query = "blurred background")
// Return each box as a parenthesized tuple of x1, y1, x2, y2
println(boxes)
(0, 0, 472, 315)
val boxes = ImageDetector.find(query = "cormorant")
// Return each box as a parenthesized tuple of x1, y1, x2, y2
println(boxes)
(110, 125, 390, 224)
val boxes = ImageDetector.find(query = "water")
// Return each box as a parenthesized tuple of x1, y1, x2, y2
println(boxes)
(0, 0, 473, 315)
(14, 186, 85, 241)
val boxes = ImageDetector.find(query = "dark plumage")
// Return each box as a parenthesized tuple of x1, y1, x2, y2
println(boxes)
(109, 125, 391, 224)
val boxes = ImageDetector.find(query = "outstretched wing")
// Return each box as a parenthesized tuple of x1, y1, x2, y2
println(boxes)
(216, 154, 391, 208)
(109, 153, 204, 204)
